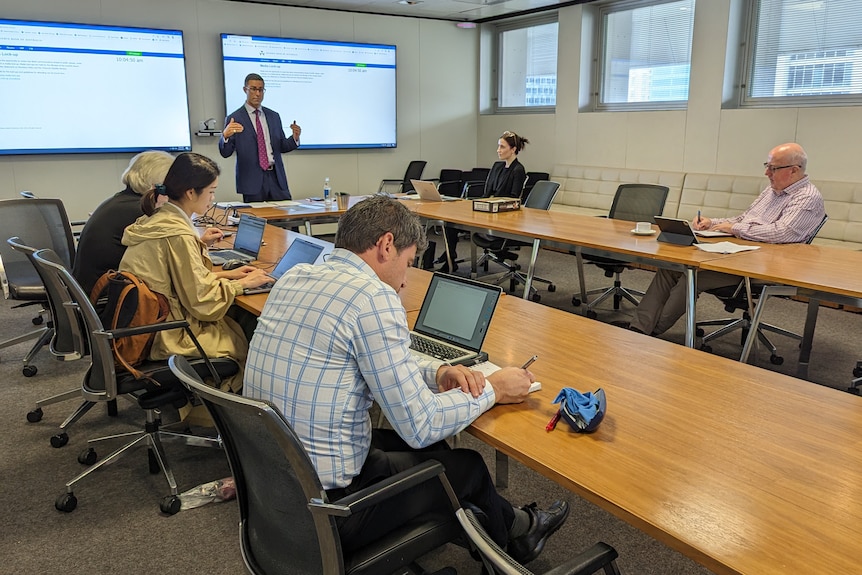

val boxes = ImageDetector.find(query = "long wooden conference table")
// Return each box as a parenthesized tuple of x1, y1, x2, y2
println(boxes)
(234, 224, 862, 575)
(410, 200, 764, 348)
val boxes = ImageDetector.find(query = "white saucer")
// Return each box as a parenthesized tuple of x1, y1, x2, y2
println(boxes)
(631, 229, 656, 236)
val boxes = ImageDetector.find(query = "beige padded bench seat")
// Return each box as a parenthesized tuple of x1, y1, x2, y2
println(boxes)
(549, 165, 685, 218)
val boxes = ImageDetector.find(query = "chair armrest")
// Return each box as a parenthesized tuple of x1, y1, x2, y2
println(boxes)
(308, 459, 446, 517)
(107, 320, 223, 384)
(541, 542, 619, 575)
(106, 319, 190, 339)
(462, 181, 486, 198)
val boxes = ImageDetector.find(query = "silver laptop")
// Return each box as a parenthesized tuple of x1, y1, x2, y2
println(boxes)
(410, 179, 460, 201)
(209, 213, 266, 265)
(409, 273, 502, 365)
(243, 237, 325, 295)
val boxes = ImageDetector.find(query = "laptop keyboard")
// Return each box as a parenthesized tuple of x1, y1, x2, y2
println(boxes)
(409, 333, 464, 361)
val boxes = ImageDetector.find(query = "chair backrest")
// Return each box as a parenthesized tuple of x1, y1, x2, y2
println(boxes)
(807, 214, 829, 244)
(522, 171, 550, 201)
(523, 180, 561, 210)
(31, 249, 122, 401)
(8, 238, 85, 361)
(401, 161, 427, 192)
(169, 355, 344, 575)
(607, 184, 670, 224)
(0, 198, 76, 300)
(437, 169, 464, 197)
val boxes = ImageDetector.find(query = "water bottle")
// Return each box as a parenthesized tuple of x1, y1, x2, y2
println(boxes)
(323, 177, 332, 205)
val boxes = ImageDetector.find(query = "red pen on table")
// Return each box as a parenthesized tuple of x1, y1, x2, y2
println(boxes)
(545, 410, 561, 432)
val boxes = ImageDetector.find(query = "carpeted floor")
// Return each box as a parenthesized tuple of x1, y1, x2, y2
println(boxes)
(2, 231, 859, 575)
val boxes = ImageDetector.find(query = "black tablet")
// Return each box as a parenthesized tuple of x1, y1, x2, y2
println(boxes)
(654, 216, 699, 246)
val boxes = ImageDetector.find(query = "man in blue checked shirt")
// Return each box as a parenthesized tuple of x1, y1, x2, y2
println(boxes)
(245, 195, 569, 564)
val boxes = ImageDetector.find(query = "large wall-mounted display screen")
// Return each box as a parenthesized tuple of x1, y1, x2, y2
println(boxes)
(221, 34, 397, 149)
(0, 18, 192, 156)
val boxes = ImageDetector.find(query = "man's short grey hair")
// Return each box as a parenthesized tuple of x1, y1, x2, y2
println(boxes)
(122, 151, 175, 195)
(335, 195, 428, 254)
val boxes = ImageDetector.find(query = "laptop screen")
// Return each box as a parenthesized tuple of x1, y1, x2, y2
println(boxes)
(413, 274, 502, 351)
(233, 214, 266, 254)
(270, 238, 325, 280)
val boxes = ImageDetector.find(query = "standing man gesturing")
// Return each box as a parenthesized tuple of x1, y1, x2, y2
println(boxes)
(219, 73, 302, 202)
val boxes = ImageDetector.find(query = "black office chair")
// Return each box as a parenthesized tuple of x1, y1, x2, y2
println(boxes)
(522, 171, 550, 202)
(697, 214, 829, 365)
(8, 237, 107, 444)
(31, 250, 232, 514)
(168, 354, 462, 575)
(0, 198, 77, 377)
(471, 180, 561, 302)
(462, 167, 492, 198)
(437, 168, 464, 198)
(377, 160, 427, 194)
(457, 507, 622, 575)
(572, 184, 669, 318)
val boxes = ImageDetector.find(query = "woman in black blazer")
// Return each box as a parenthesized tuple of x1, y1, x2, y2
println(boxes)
(438, 130, 530, 273)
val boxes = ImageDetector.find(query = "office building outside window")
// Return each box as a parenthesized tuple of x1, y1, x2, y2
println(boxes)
(744, 0, 862, 105)
(496, 18, 558, 111)
(596, 0, 695, 111)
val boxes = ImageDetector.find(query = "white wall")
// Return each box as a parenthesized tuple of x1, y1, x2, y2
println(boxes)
(0, 0, 480, 220)
(478, 0, 862, 182)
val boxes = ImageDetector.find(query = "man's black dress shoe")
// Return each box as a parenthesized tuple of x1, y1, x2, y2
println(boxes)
(507, 500, 570, 564)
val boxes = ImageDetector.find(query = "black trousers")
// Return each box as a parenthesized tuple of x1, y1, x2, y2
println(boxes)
(330, 428, 514, 552)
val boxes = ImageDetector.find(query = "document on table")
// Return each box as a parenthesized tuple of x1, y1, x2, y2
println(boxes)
(470, 361, 542, 393)
(695, 241, 760, 254)
(694, 229, 733, 237)
(247, 200, 302, 208)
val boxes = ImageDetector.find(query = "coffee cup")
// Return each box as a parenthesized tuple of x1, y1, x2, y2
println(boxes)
(636, 221, 652, 233)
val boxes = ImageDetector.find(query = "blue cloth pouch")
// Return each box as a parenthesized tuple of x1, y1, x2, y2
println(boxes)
(552, 387, 607, 433)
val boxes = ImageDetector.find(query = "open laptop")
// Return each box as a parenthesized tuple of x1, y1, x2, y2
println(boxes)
(409, 273, 502, 365)
(410, 179, 460, 202)
(243, 237, 325, 295)
(209, 213, 266, 266)
(654, 216, 700, 246)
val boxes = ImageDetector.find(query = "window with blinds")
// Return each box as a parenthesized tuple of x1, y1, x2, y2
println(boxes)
(596, 0, 695, 111)
(744, 0, 862, 105)
(495, 17, 558, 111)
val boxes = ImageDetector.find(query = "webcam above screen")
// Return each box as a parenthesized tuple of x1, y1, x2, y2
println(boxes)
(220, 33, 397, 150)
(0, 18, 192, 156)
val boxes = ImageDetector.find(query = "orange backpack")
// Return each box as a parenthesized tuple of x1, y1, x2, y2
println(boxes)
(90, 270, 170, 380)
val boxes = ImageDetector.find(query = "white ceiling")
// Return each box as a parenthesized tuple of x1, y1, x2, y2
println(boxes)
(230, 0, 590, 22)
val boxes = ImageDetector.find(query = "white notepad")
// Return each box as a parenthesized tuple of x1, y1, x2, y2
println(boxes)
(695, 241, 760, 254)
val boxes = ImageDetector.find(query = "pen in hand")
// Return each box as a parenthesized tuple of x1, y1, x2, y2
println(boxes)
(520, 355, 538, 370)
(696, 210, 701, 225)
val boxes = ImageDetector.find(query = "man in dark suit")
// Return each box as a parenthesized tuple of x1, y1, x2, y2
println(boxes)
(219, 73, 301, 202)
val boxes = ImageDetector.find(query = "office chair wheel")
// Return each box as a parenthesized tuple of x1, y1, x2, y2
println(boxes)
(32, 316, 43, 325)
(585, 310, 598, 320)
(55, 492, 77, 513)
(22, 365, 37, 377)
(699, 344, 713, 353)
(853, 363, 862, 378)
(571, 297, 582, 307)
(696, 327, 705, 337)
(148, 449, 160, 474)
(530, 293, 541, 303)
(547, 284, 556, 292)
(613, 295, 622, 309)
(26, 407, 43, 423)
(848, 386, 860, 395)
(770, 354, 784, 366)
(77, 448, 98, 466)
(160, 495, 182, 515)
(50, 432, 69, 448)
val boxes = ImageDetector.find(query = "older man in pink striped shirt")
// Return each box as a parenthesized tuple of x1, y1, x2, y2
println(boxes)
(628, 142, 825, 336)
